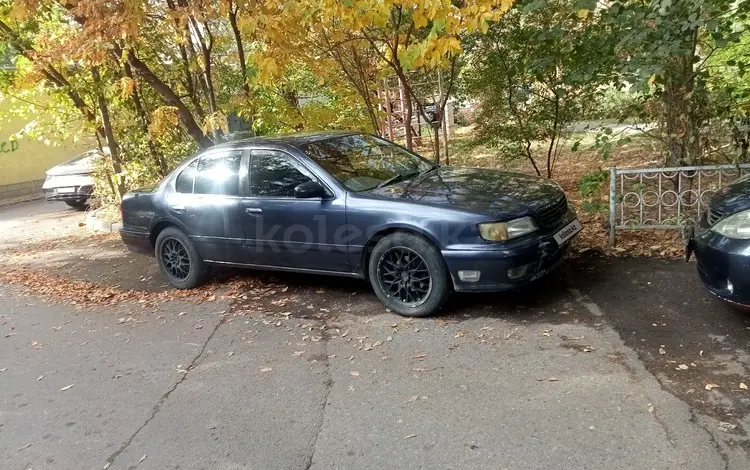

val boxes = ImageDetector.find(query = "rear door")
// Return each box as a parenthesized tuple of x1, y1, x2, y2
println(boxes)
(241, 149, 350, 272)
(166, 149, 247, 262)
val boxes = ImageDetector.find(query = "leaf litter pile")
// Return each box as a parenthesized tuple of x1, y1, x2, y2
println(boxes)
(0, 266, 287, 311)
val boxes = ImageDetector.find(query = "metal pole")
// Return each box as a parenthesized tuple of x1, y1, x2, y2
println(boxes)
(609, 166, 617, 247)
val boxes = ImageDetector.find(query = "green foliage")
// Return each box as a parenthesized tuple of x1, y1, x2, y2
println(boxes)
(578, 169, 609, 213)
(583, 88, 645, 121)
(462, 0, 620, 177)
(603, 0, 750, 166)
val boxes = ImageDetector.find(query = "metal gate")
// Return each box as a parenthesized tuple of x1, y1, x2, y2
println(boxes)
(609, 164, 750, 246)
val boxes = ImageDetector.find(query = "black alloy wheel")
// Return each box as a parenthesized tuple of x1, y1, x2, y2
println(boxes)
(377, 246, 432, 306)
(368, 232, 450, 317)
(161, 238, 191, 280)
(155, 226, 208, 289)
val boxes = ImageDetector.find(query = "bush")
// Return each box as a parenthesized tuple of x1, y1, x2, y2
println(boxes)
(584, 88, 645, 122)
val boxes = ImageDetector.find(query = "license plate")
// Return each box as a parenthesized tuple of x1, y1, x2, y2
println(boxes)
(56, 187, 75, 193)
(553, 219, 583, 245)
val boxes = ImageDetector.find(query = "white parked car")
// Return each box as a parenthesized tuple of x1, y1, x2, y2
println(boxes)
(42, 150, 102, 210)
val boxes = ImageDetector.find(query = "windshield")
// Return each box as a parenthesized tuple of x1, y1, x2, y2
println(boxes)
(301, 134, 436, 192)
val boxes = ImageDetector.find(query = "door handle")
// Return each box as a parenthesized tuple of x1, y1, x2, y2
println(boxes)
(171, 204, 186, 214)
(245, 208, 263, 216)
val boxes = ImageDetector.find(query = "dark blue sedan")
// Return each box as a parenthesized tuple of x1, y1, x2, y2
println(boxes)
(120, 132, 582, 316)
(689, 177, 750, 307)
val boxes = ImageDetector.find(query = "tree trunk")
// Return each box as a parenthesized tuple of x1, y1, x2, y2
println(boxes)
(124, 50, 213, 149)
(166, 0, 205, 119)
(403, 89, 413, 150)
(91, 67, 126, 198)
(432, 121, 441, 164)
(228, 2, 251, 98)
(123, 62, 167, 177)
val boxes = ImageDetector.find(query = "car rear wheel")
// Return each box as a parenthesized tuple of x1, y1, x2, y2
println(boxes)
(368, 232, 450, 317)
(155, 227, 208, 289)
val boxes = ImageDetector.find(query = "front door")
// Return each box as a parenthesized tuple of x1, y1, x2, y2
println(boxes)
(167, 150, 246, 262)
(242, 149, 349, 272)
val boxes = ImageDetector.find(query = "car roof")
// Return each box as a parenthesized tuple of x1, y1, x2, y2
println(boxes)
(210, 130, 359, 151)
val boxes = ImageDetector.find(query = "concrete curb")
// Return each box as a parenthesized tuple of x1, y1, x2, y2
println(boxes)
(85, 210, 122, 233)
(0, 193, 44, 208)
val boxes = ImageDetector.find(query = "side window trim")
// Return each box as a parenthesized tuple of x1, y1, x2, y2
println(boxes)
(248, 149, 326, 199)
(174, 158, 198, 194)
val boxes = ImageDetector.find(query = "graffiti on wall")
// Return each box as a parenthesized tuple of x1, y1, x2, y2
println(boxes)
(0, 140, 19, 153)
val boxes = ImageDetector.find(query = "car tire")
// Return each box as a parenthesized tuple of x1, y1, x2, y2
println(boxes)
(155, 227, 208, 289)
(65, 200, 87, 211)
(368, 232, 450, 317)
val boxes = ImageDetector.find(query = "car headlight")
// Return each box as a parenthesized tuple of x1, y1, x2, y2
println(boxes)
(712, 209, 750, 239)
(478, 216, 538, 241)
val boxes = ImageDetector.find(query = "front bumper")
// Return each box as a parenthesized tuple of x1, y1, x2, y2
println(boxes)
(689, 216, 750, 306)
(443, 211, 578, 292)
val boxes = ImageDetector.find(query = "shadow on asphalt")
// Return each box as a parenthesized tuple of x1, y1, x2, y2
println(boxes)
(223, 260, 588, 326)
(571, 252, 750, 429)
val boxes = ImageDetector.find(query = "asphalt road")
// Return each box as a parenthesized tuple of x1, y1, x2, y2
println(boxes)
(1, 201, 749, 469)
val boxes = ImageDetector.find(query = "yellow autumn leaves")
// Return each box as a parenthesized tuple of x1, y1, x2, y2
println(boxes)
(244, 0, 515, 85)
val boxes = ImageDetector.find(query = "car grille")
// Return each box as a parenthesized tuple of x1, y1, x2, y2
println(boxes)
(536, 195, 568, 228)
(707, 207, 724, 226)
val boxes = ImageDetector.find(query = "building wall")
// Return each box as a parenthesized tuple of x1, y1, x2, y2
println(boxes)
(0, 97, 91, 187)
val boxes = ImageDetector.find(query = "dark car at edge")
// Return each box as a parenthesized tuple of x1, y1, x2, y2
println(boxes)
(688, 177, 750, 307)
(119, 132, 582, 317)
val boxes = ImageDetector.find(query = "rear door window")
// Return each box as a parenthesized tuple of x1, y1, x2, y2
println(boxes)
(194, 151, 243, 196)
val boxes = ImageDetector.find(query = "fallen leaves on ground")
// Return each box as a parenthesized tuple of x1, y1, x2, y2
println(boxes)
(718, 421, 737, 432)
(0, 267, 225, 308)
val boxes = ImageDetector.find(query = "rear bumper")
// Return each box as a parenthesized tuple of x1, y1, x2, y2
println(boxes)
(42, 174, 95, 202)
(443, 211, 577, 292)
(120, 228, 153, 255)
(690, 218, 750, 306)
(43, 186, 93, 202)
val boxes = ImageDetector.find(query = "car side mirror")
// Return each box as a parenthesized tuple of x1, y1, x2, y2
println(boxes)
(294, 181, 328, 199)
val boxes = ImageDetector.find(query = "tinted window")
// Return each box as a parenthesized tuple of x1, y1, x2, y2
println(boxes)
(301, 134, 435, 192)
(194, 152, 242, 196)
(250, 152, 313, 197)
(175, 160, 197, 193)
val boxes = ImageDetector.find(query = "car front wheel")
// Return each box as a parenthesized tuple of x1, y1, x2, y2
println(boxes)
(368, 232, 450, 317)
(155, 227, 208, 289)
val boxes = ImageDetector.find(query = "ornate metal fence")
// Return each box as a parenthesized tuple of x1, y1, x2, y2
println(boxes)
(609, 164, 750, 246)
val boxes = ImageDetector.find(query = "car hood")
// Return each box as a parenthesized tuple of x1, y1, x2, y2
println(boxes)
(46, 151, 100, 177)
(710, 178, 750, 216)
(363, 166, 564, 216)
